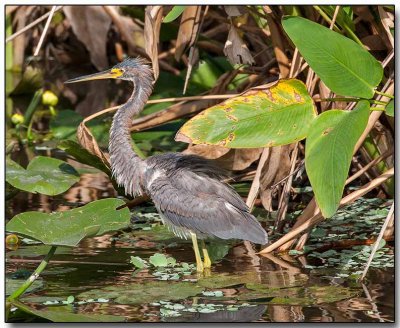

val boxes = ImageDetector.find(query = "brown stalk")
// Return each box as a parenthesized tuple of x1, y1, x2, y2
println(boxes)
(278, 81, 394, 252)
(6, 5, 63, 43)
(259, 168, 394, 254)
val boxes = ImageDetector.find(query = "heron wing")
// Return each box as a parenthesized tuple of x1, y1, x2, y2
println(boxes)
(145, 155, 267, 244)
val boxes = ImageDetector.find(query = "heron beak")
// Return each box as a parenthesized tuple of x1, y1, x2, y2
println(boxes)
(64, 68, 122, 84)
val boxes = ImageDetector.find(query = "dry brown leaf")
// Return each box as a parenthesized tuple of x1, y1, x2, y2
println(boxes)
(103, 6, 145, 52)
(184, 145, 262, 171)
(224, 25, 255, 65)
(77, 122, 110, 168)
(63, 6, 111, 70)
(144, 6, 163, 80)
(263, 6, 290, 78)
(318, 80, 332, 112)
(259, 145, 293, 211)
(218, 149, 263, 171)
(378, 6, 394, 49)
(175, 6, 202, 61)
(183, 144, 230, 159)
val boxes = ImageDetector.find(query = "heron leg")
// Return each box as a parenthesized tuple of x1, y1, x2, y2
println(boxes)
(201, 240, 212, 269)
(190, 232, 203, 272)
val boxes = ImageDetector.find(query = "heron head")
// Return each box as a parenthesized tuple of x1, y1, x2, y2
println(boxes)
(65, 57, 152, 84)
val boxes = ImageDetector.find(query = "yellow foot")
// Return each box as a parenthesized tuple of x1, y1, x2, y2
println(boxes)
(201, 240, 212, 269)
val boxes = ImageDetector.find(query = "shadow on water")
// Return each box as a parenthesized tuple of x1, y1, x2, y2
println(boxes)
(6, 153, 394, 322)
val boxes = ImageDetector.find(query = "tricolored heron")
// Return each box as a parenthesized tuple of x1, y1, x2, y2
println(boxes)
(65, 57, 268, 272)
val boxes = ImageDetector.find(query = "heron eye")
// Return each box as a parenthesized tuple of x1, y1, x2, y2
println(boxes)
(111, 68, 123, 77)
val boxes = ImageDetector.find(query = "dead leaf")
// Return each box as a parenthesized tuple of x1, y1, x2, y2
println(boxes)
(144, 6, 163, 80)
(263, 6, 290, 77)
(63, 6, 111, 70)
(224, 25, 255, 66)
(103, 6, 145, 52)
(183, 144, 230, 159)
(218, 149, 263, 171)
(259, 145, 293, 211)
(77, 122, 110, 168)
(175, 6, 202, 61)
(378, 6, 394, 49)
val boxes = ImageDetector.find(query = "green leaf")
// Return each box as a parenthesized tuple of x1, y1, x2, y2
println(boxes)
(6, 198, 130, 247)
(176, 79, 317, 148)
(149, 253, 169, 267)
(6, 156, 80, 196)
(282, 16, 383, 98)
(305, 101, 370, 218)
(130, 256, 148, 269)
(385, 99, 394, 116)
(57, 140, 111, 176)
(163, 6, 185, 23)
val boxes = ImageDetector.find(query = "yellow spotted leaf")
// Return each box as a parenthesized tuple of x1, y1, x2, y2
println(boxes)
(175, 79, 317, 148)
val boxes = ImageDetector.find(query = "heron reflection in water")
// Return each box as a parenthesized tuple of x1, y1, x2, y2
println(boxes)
(65, 57, 268, 272)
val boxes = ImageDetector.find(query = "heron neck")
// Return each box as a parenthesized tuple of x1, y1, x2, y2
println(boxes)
(109, 77, 153, 196)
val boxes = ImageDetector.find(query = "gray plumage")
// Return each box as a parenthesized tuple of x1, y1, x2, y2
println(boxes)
(70, 57, 268, 245)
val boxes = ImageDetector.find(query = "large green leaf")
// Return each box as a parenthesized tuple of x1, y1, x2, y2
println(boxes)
(176, 79, 317, 148)
(6, 156, 80, 196)
(305, 101, 370, 218)
(6, 198, 130, 247)
(282, 16, 383, 99)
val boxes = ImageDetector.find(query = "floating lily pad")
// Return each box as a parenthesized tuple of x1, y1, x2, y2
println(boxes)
(6, 198, 130, 247)
(6, 278, 44, 296)
(6, 156, 80, 196)
(78, 280, 203, 305)
(149, 253, 169, 267)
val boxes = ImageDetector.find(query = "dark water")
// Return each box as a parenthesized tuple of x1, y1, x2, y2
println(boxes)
(6, 168, 394, 323)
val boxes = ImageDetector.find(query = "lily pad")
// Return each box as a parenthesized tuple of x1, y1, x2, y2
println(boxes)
(149, 253, 170, 267)
(6, 156, 80, 196)
(6, 278, 44, 296)
(6, 198, 130, 247)
(78, 280, 203, 305)
(130, 256, 148, 269)
(176, 79, 317, 148)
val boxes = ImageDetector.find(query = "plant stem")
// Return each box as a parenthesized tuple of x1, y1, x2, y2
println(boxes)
(375, 90, 394, 99)
(7, 246, 57, 301)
